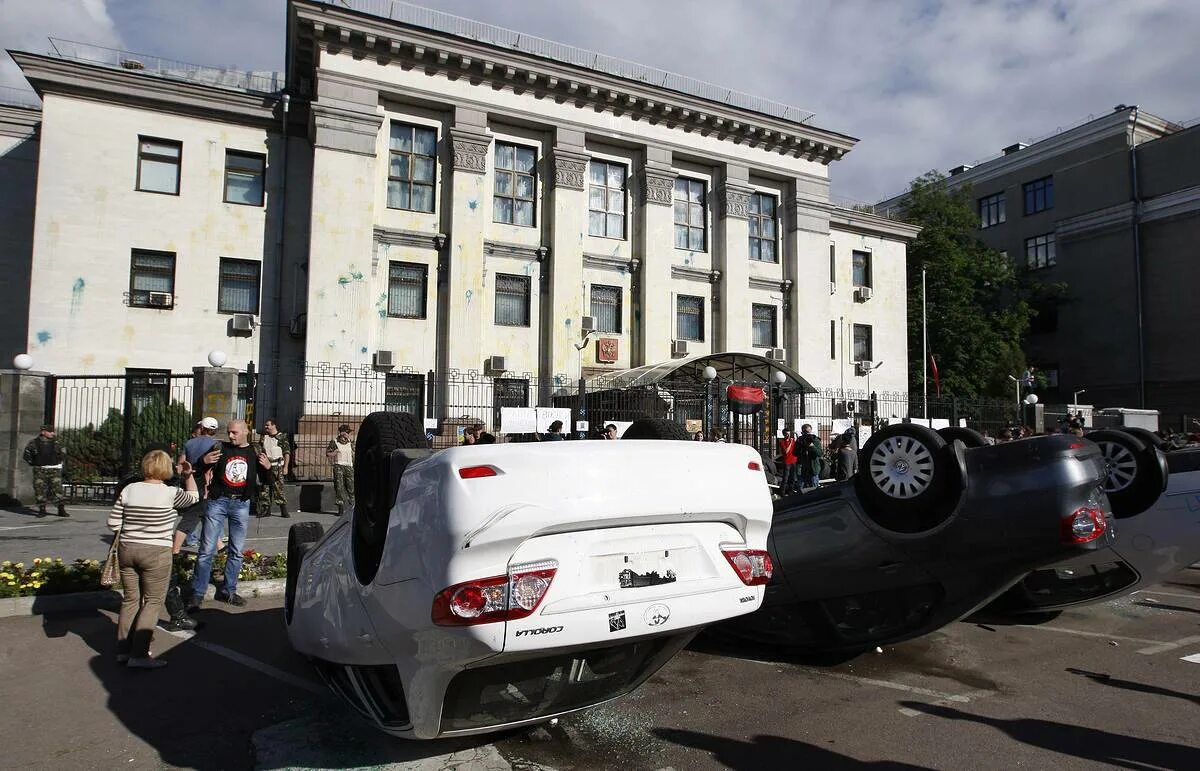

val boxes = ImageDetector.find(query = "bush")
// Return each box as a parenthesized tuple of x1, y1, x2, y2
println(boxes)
(58, 400, 195, 483)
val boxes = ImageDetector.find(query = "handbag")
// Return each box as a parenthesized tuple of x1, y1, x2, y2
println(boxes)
(100, 520, 123, 588)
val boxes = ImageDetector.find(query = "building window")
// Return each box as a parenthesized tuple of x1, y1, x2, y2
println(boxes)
(752, 304, 777, 347)
(495, 273, 531, 327)
(387, 122, 437, 213)
(852, 250, 872, 288)
(673, 178, 706, 251)
(588, 161, 627, 239)
(387, 262, 427, 319)
(830, 320, 836, 360)
(136, 137, 181, 195)
(224, 150, 265, 206)
(1023, 176, 1054, 215)
(385, 373, 424, 415)
(494, 142, 536, 226)
(218, 258, 261, 314)
(676, 295, 704, 342)
(1025, 233, 1056, 269)
(590, 284, 622, 333)
(749, 193, 778, 262)
(853, 324, 873, 362)
(829, 244, 836, 285)
(493, 377, 529, 430)
(978, 192, 1006, 228)
(129, 249, 175, 309)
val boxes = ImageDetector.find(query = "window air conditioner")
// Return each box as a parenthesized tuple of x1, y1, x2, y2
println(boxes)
(766, 348, 785, 361)
(373, 350, 395, 369)
(230, 313, 254, 332)
(487, 355, 506, 372)
(855, 361, 872, 376)
(148, 291, 173, 307)
(671, 340, 689, 357)
(580, 315, 596, 333)
(854, 286, 873, 302)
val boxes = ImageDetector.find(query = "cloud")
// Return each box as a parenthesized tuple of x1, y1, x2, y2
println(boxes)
(4, 0, 1198, 202)
(1, 0, 123, 93)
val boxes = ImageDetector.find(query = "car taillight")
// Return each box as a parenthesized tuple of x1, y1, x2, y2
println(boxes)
(1061, 506, 1107, 545)
(431, 560, 557, 626)
(748, 461, 762, 471)
(720, 546, 773, 585)
(459, 465, 499, 479)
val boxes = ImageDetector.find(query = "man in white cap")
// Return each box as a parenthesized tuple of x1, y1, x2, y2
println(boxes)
(180, 417, 220, 548)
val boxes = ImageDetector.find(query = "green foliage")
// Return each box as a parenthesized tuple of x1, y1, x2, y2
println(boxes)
(0, 552, 286, 598)
(57, 400, 194, 482)
(901, 172, 1041, 398)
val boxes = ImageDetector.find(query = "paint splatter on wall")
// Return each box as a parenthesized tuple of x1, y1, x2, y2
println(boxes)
(35, 330, 52, 346)
(70, 278, 85, 314)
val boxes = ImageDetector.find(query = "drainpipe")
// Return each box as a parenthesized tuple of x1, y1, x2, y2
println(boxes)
(269, 92, 291, 421)
(1129, 106, 1146, 408)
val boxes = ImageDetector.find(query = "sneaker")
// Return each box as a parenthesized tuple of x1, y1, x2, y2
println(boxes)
(162, 614, 198, 632)
(215, 591, 248, 607)
(126, 657, 168, 669)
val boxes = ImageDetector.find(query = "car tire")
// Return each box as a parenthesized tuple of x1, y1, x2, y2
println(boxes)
(1087, 429, 1168, 518)
(622, 418, 690, 440)
(1117, 426, 1167, 451)
(855, 423, 962, 533)
(285, 521, 324, 624)
(352, 412, 427, 585)
(937, 426, 988, 449)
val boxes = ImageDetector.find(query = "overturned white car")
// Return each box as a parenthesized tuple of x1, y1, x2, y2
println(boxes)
(285, 414, 773, 739)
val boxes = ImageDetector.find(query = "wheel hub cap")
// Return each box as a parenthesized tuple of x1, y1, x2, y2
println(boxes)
(1097, 441, 1136, 493)
(870, 436, 935, 499)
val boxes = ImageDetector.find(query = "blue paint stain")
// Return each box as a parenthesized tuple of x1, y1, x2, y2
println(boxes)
(72, 277, 85, 292)
(468, 199, 478, 210)
(337, 276, 351, 286)
(361, 346, 368, 354)
(36, 330, 52, 345)
(70, 278, 85, 314)
(465, 289, 473, 303)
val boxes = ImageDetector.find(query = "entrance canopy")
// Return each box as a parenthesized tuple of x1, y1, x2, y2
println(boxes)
(586, 352, 818, 392)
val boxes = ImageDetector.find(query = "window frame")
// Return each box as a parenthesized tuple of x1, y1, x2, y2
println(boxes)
(589, 284, 623, 334)
(128, 249, 177, 310)
(748, 192, 779, 263)
(493, 141, 537, 227)
(223, 150, 266, 206)
(387, 121, 438, 214)
(676, 294, 705, 342)
(978, 191, 1006, 228)
(853, 324, 874, 362)
(135, 136, 182, 196)
(1025, 233, 1057, 269)
(494, 273, 532, 327)
(672, 177, 707, 252)
(387, 261, 429, 320)
(216, 257, 262, 315)
(751, 303, 777, 348)
(1023, 176, 1054, 215)
(852, 250, 873, 288)
(587, 160, 628, 240)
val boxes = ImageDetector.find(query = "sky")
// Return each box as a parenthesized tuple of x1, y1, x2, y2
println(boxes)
(2, 0, 1198, 203)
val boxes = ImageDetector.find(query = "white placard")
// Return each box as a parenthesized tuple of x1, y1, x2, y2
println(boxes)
(858, 426, 873, 444)
(535, 407, 572, 433)
(576, 420, 589, 432)
(831, 419, 854, 435)
(931, 418, 950, 430)
(959, 418, 968, 428)
(500, 407, 537, 433)
(423, 417, 438, 430)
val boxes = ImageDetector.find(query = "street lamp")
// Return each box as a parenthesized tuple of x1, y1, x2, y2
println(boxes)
(1007, 374, 1021, 423)
(12, 353, 33, 370)
(865, 360, 883, 400)
(207, 350, 228, 368)
(772, 370, 787, 438)
(703, 365, 718, 440)
(1072, 388, 1086, 409)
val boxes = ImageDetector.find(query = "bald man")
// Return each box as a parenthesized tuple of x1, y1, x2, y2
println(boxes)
(187, 420, 274, 609)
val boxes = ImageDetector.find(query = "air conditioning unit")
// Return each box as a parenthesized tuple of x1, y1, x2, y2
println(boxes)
(230, 313, 254, 332)
(766, 348, 785, 361)
(854, 286, 873, 302)
(855, 361, 872, 376)
(580, 315, 596, 333)
(373, 350, 395, 370)
(148, 291, 173, 307)
(487, 355, 506, 372)
(671, 340, 688, 357)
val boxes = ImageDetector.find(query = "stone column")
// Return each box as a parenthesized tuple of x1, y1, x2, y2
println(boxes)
(443, 108, 492, 373)
(546, 129, 589, 378)
(716, 165, 754, 352)
(637, 147, 678, 366)
(0, 369, 49, 506)
(192, 367, 241, 430)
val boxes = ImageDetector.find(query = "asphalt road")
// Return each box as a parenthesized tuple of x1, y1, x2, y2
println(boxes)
(1, 570, 1197, 770)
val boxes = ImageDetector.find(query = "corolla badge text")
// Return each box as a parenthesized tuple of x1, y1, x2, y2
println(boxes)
(514, 626, 564, 637)
(644, 603, 670, 626)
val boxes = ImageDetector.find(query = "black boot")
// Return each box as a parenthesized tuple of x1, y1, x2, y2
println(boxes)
(337, 503, 344, 516)
(56, 503, 69, 517)
(37, 504, 46, 518)
(279, 503, 290, 518)
(163, 585, 198, 632)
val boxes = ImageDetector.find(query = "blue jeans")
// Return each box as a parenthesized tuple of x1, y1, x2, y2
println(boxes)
(803, 473, 821, 489)
(191, 496, 250, 600)
(780, 464, 798, 495)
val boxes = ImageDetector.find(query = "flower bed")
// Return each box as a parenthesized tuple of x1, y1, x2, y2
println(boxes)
(0, 550, 287, 599)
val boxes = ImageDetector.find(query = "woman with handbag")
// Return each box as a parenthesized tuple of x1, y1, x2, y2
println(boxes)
(106, 450, 198, 668)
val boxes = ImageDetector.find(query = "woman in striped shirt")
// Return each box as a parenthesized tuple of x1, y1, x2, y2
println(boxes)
(108, 450, 199, 669)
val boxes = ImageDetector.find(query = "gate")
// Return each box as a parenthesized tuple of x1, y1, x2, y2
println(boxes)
(45, 371, 195, 502)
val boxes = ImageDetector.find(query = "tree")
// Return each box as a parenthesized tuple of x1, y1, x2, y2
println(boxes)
(58, 400, 194, 482)
(901, 172, 1037, 398)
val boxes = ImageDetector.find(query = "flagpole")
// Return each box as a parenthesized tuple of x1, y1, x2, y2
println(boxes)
(922, 267, 928, 420)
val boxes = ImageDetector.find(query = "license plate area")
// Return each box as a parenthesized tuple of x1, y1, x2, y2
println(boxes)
(592, 546, 703, 590)
(618, 553, 677, 587)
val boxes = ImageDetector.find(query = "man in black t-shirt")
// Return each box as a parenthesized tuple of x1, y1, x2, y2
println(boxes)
(187, 420, 273, 609)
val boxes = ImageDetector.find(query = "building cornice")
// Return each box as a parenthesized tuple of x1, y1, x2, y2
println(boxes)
(670, 264, 713, 282)
(0, 104, 40, 140)
(373, 227, 446, 250)
(1143, 184, 1200, 224)
(290, 1, 855, 165)
(583, 252, 634, 272)
(748, 276, 791, 293)
(828, 206, 921, 241)
(485, 240, 548, 261)
(9, 51, 280, 129)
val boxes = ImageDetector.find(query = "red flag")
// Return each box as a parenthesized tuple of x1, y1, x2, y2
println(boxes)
(930, 354, 941, 397)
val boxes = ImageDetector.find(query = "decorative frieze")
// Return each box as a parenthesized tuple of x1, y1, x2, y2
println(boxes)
(448, 127, 490, 173)
(553, 151, 588, 190)
(719, 184, 753, 219)
(642, 171, 677, 206)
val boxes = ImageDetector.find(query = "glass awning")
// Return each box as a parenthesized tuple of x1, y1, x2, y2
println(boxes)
(585, 352, 818, 392)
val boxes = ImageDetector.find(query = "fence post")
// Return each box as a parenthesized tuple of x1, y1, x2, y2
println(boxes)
(0, 368, 51, 506)
(870, 391, 878, 430)
(951, 395, 959, 427)
(120, 371, 135, 477)
(192, 366, 240, 436)
(578, 377, 587, 439)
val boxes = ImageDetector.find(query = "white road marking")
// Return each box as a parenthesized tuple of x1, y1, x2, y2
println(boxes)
(1131, 590, 1200, 602)
(0, 524, 51, 531)
(163, 629, 325, 695)
(1011, 624, 1167, 646)
(1181, 653, 1200, 664)
(1136, 636, 1200, 656)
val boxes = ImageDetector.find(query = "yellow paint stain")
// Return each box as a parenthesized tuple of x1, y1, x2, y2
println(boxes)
(115, 356, 129, 369)
(46, 220, 60, 248)
(121, 325, 135, 342)
(80, 354, 95, 368)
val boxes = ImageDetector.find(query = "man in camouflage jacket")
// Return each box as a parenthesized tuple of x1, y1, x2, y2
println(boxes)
(23, 425, 69, 517)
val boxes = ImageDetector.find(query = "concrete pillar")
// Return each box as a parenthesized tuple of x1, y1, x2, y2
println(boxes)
(716, 165, 754, 352)
(547, 129, 589, 378)
(786, 177, 833, 374)
(0, 369, 49, 505)
(192, 367, 240, 430)
(637, 147, 678, 366)
(444, 108, 492, 373)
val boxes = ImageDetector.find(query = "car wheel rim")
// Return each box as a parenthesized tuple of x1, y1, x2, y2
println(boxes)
(1097, 441, 1137, 492)
(869, 436, 935, 499)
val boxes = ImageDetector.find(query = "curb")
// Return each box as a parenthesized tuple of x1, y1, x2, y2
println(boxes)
(0, 578, 287, 619)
